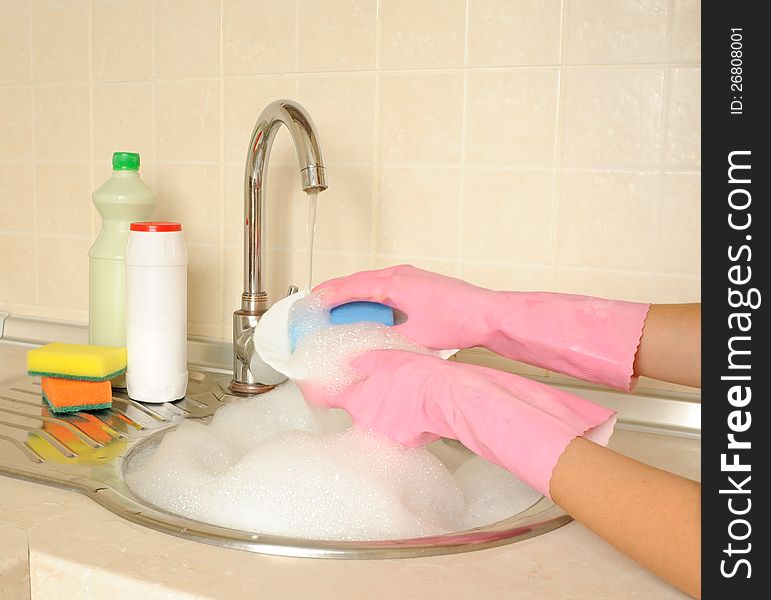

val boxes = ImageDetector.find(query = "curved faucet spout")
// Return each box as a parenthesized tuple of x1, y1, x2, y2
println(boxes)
(243, 99, 327, 309)
(230, 99, 327, 395)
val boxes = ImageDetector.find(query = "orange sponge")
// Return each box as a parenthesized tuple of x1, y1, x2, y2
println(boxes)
(41, 377, 112, 414)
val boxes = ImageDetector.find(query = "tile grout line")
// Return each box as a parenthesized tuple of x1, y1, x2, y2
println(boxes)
(294, 0, 300, 73)
(654, 70, 674, 301)
(150, 0, 157, 167)
(1, 62, 706, 90)
(222, 246, 700, 280)
(25, 0, 32, 89)
(0, 157, 701, 175)
(1, 231, 93, 241)
(219, 0, 227, 338)
(149, 0, 159, 348)
(88, 0, 95, 248)
(355, 253, 700, 279)
(664, 0, 676, 62)
(30, 2, 40, 309)
(457, 0, 471, 277)
(294, 0, 300, 107)
(654, 0, 676, 301)
(369, 0, 383, 271)
(548, 0, 568, 293)
(293, 1, 301, 290)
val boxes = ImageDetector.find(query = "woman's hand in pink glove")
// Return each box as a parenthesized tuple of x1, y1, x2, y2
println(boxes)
(299, 349, 616, 498)
(313, 265, 495, 351)
(314, 265, 650, 392)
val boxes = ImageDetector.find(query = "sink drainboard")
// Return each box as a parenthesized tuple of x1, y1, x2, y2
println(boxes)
(0, 369, 570, 559)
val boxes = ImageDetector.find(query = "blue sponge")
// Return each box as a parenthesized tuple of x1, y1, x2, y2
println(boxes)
(330, 301, 395, 327)
(290, 301, 395, 351)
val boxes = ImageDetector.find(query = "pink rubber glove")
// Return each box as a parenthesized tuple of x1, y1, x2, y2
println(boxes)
(300, 350, 616, 498)
(314, 265, 650, 392)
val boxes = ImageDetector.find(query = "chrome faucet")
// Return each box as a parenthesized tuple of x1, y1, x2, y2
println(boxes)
(229, 100, 327, 395)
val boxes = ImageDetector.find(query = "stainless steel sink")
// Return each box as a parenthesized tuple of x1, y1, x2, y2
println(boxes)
(0, 368, 571, 559)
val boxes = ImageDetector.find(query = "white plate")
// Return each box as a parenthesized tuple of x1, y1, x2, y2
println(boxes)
(253, 291, 457, 381)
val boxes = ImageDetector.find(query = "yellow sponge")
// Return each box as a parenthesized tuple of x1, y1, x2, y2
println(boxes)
(27, 343, 127, 382)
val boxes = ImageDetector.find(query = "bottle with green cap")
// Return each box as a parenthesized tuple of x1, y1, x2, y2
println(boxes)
(89, 152, 156, 361)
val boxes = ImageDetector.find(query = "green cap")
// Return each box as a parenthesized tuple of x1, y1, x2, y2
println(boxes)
(112, 152, 140, 171)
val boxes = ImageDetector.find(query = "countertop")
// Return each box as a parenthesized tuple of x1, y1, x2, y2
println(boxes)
(0, 342, 700, 599)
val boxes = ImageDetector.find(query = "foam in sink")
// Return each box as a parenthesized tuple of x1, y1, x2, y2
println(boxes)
(125, 381, 541, 541)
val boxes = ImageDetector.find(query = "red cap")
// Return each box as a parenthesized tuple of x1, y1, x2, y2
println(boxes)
(130, 222, 182, 232)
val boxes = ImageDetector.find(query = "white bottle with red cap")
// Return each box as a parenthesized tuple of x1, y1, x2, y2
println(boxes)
(125, 221, 188, 403)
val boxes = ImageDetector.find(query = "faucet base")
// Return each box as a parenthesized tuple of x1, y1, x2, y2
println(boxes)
(231, 304, 283, 396)
(228, 379, 277, 396)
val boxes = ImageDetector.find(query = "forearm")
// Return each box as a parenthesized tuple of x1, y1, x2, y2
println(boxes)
(633, 303, 701, 387)
(550, 437, 701, 599)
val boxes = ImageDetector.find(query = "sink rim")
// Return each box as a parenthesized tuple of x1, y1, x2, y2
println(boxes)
(0, 368, 572, 559)
(117, 424, 572, 559)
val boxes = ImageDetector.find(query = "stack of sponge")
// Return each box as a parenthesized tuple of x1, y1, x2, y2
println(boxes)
(27, 343, 126, 414)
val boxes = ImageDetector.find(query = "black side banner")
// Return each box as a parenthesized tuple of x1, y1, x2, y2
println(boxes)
(702, 3, 767, 598)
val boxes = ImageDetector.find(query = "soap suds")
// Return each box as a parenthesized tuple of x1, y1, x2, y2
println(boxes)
(286, 292, 436, 395)
(126, 293, 541, 540)
(126, 382, 540, 540)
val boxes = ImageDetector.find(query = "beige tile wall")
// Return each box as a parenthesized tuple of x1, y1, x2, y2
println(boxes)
(0, 0, 700, 340)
